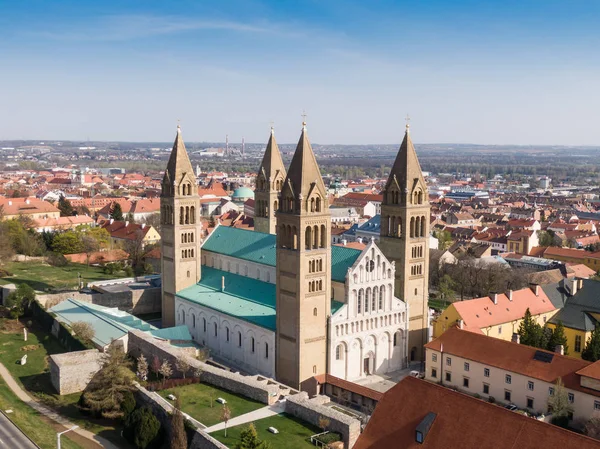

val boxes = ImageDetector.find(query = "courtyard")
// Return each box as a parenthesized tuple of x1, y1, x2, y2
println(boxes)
(157, 382, 265, 427)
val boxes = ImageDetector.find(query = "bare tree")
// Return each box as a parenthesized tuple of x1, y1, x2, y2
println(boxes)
(136, 354, 149, 381)
(159, 360, 173, 382)
(221, 405, 231, 437)
(71, 321, 95, 343)
(175, 356, 191, 379)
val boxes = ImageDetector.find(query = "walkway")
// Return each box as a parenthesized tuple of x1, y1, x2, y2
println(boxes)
(204, 401, 286, 433)
(0, 410, 37, 449)
(0, 362, 120, 449)
(353, 362, 423, 393)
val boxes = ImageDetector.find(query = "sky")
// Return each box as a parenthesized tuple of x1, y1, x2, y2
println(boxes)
(1, 0, 600, 145)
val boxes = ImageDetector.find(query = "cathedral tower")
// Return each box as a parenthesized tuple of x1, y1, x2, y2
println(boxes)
(379, 122, 430, 362)
(275, 120, 331, 390)
(160, 125, 202, 327)
(255, 127, 286, 234)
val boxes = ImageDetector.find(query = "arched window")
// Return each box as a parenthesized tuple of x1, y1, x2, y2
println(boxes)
(203, 318, 206, 332)
(190, 206, 196, 224)
(305, 226, 312, 250)
(192, 314, 196, 328)
(251, 337, 255, 353)
(321, 224, 326, 248)
(358, 289, 363, 314)
(238, 331, 242, 347)
(313, 225, 319, 249)
(180, 207, 184, 225)
(265, 343, 269, 359)
(313, 307, 318, 316)
(226, 327, 230, 342)
(313, 365, 317, 374)
(336, 345, 344, 360)
(214, 322, 218, 337)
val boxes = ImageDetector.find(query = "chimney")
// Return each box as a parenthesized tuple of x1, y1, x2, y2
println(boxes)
(555, 345, 565, 355)
(342, 239, 347, 246)
(511, 333, 520, 344)
(529, 283, 540, 297)
(8, 200, 12, 206)
(578, 278, 583, 290)
(490, 292, 498, 305)
(25, 199, 30, 204)
(109, 218, 114, 225)
(221, 276, 225, 292)
(569, 278, 578, 296)
(508, 290, 513, 301)
(458, 319, 464, 330)
(125, 221, 129, 227)
(141, 223, 146, 229)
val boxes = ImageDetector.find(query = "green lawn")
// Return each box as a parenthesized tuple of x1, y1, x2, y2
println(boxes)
(428, 299, 450, 311)
(0, 261, 124, 291)
(0, 319, 134, 448)
(212, 413, 322, 449)
(0, 378, 84, 449)
(158, 383, 265, 427)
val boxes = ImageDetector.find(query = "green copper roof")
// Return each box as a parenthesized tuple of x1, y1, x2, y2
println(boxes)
(202, 226, 361, 283)
(177, 267, 348, 331)
(177, 266, 277, 331)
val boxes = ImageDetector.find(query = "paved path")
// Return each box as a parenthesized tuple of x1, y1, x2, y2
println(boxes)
(0, 362, 120, 449)
(0, 411, 38, 449)
(204, 402, 286, 433)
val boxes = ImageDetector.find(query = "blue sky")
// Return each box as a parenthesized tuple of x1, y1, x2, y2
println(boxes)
(1, 0, 599, 145)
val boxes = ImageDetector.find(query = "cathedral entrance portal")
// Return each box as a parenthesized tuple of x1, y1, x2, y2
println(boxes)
(363, 351, 375, 376)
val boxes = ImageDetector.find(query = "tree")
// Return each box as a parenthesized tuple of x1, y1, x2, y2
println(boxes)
(71, 321, 95, 343)
(584, 413, 600, 440)
(112, 202, 124, 221)
(126, 212, 135, 223)
(221, 405, 231, 438)
(151, 355, 161, 379)
(125, 230, 146, 275)
(583, 325, 600, 362)
(517, 308, 543, 348)
(158, 360, 173, 382)
(121, 390, 136, 419)
(438, 274, 456, 304)
(318, 416, 330, 432)
(143, 213, 161, 234)
(0, 222, 15, 266)
(82, 235, 100, 266)
(548, 321, 569, 355)
(51, 231, 84, 254)
(136, 354, 149, 381)
(124, 406, 162, 449)
(58, 196, 75, 217)
(175, 356, 191, 379)
(434, 230, 452, 250)
(80, 344, 134, 419)
(170, 398, 187, 449)
(548, 378, 573, 428)
(5, 284, 36, 318)
(236, 423, 262, 449)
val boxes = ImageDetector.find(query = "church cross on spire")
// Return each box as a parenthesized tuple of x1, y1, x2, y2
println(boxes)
(301, 110, 307, 130)
(405, 114, 410, 132)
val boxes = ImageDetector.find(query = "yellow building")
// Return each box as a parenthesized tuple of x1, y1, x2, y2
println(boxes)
(542, 247, 600, 271)
(433, 285, 558, 341)
(100, 220, 161, 248)
(544, 278, 600, 359)
(0, 197, 60, 221)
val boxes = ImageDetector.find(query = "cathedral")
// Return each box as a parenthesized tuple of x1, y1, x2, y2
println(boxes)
(160, 120, 430, 390)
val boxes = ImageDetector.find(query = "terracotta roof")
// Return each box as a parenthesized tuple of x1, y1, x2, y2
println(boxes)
(566, 263, 596, 279)
(0, 197, 59, 216)
(100, 220, 154, 241)
(34, 215, 94, 228)
(450, 286, 555, 332)
(576, 361, 600, 381)
(65, 249, 129, 264)
(313, 374, 383, 401)
(333, 241, 366, 250)
(426, 328, 596, 397)
(545, 247, 600, 260)
(528, 246, 547, 257)
(527, 268, 564, 285)
(354, 376, 600, 449)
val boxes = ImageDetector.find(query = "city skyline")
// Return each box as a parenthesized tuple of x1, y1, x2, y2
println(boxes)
(1, 0, 600, 145)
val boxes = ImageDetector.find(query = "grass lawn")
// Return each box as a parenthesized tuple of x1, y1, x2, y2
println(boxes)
(0, 261, 124, 291)
(428, 299, 450, 311)
(0, 319, 134, 449)
(158, 383, 265, 427)
(212, 413, 321, 449)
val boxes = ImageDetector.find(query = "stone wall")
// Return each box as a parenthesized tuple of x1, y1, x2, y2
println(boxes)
(49, 349, 102, 395)
(128, 330, 285, 405)
(285, 392, 361, 449)
(37, 287, 161, 315)
(189, 432, 229, 449)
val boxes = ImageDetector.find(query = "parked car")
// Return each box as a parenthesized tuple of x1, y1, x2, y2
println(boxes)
(504, 404, 518, 411)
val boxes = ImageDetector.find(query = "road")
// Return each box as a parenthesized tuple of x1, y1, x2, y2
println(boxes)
(0, 411, 38, 449)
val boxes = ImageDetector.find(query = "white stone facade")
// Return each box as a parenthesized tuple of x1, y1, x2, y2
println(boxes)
(329, 242, 409, 381)
(202, 251, 276, 284)
(175, 298, 275, 378)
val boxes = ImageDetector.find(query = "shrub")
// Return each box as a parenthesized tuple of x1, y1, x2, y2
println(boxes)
(488, 396, 495, 404)
(46, 251, 68, 267)
(146, 377, 200, 392)
(552, 415, 570, 429)
(71, 321, 95, 342)
(315, 432, 342, 444)
(124, 406, 162, 449)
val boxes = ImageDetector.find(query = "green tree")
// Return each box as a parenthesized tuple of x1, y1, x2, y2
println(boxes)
(51, 231, 84, 254)
(548, 321, 569, 355)
(170, 398, 187, 449)
(236, 423, 262, 449)
(517, 308, 543, 348)
(583, 325, 600, 362)
(124, 406, 161, 449)
(438, 274, 456, 304)
(5, 284, 36, 318)
(434, 230, 452, 250)
(112, 202, 124, 221)
(80, 344, 134, 419)
(126, 212, 135, 223)
(548, 378, 573, 428)
(58, 196, 75, 217)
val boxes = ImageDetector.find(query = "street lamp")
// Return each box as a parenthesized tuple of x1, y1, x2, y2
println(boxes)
(57, 425, 78, 449)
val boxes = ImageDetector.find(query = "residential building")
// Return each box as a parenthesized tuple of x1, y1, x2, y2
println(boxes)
(425, 327, 600, 428)
(0, 197, 60, 220)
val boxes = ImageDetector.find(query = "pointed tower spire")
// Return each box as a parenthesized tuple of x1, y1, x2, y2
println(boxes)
(379, 120, 430, 364)
(163, 124, 195, 189)
(255, 125, 287, 234)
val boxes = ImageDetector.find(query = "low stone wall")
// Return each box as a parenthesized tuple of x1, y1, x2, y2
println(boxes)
(37, 287, 161, 315)
(49, 349, 102, 395)
(0, 284, 16, 306)
(285, 392, 361, 449)
(135, 383, 228, 449)
(128, 331, 283, 405)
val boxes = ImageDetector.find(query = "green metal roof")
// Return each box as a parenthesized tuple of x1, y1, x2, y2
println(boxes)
(177, 266, 277, 330)
(202, 226, 361, 283)
(177, 266, 348, 331)
(149, 325, 192, 341)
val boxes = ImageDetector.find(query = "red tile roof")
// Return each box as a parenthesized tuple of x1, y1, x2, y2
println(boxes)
(313, 374, 383, 401)
(355, 376, 600, 449)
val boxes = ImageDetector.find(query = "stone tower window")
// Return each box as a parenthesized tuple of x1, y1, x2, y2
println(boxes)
(313, 307, 317, 316)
